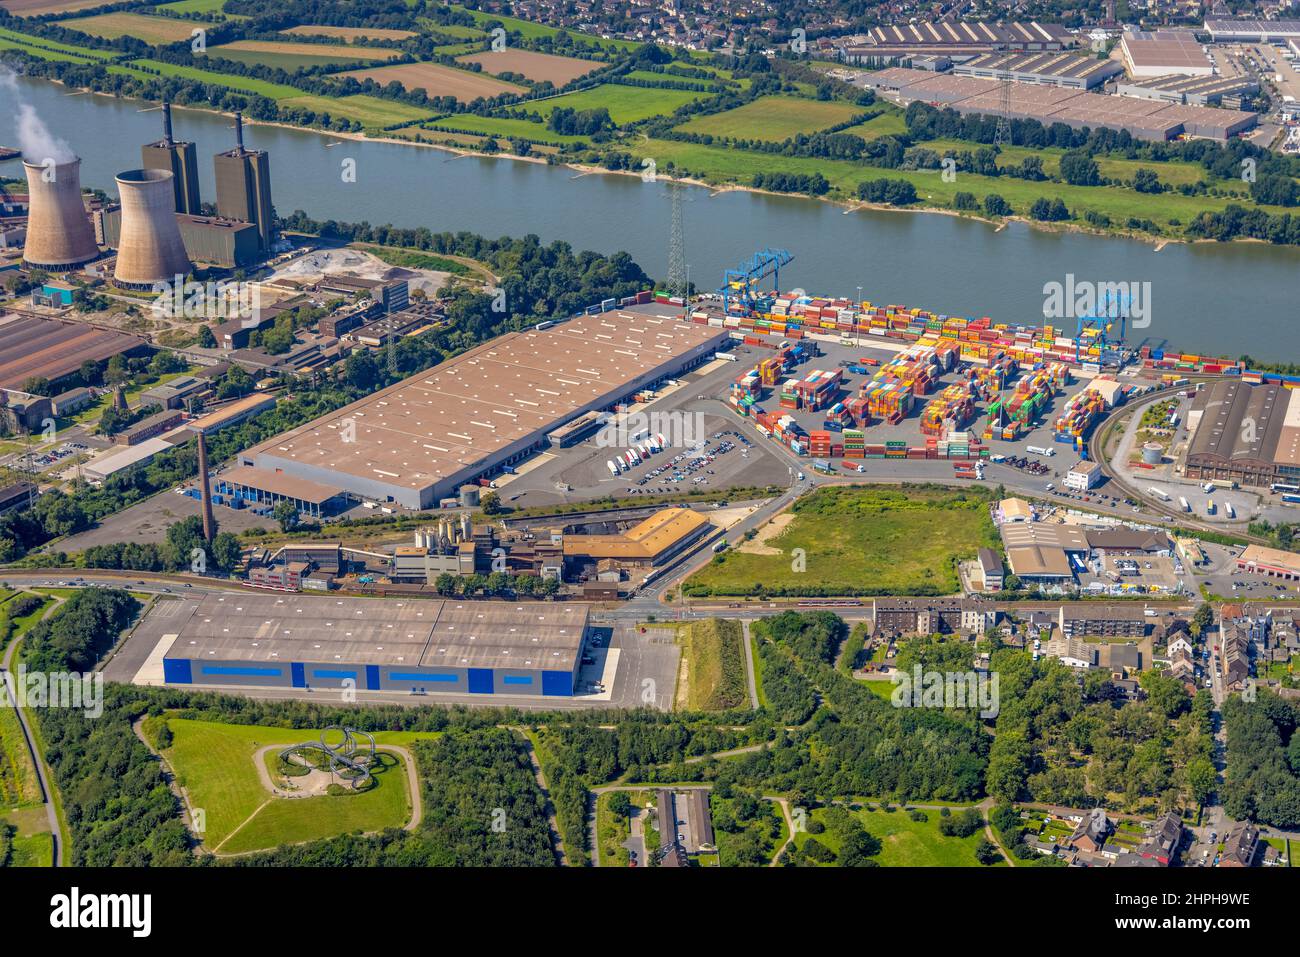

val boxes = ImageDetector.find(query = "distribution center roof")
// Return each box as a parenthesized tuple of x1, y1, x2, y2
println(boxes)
(163, 593, 589, 671)
(242, 312, 724, 498)
(1188, 380, 1300, 467)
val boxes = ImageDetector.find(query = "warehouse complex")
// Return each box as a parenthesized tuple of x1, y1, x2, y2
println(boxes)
(1116, 73, 1259, 108)
(843, 21, 1073, 63)
(952, 51, 1123, 89)
(236, 311, 727, 510)
(0, 314, 149, 391)
(1120, 29, 1214, 77)
(154, 593, 590, 697)
(1204, 18, 1300, 43)
(866, 67, 1257, 141)
(1185, 380, 1300, 488)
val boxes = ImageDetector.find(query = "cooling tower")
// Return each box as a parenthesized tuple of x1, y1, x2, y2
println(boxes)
(21, 159, 99, 271)
(112, 168, 191, 289)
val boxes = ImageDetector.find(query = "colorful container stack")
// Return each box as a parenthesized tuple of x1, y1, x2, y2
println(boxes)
(863, 380, 914, 421)
(1053, 389, 1106, 449)
(920, 384, 977, 437)
(843, 428, 865, 458)
(794, 369, 842, 411)
(779, 379, 800, 410)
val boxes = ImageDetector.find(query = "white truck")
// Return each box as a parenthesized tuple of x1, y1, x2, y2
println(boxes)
(1026, 445, 1055, 457)
(1148, 486, 1171, 502)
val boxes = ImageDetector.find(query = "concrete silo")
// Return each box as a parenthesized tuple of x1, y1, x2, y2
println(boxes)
(112, 168, 192, 290)
(21, 158, 99, 271)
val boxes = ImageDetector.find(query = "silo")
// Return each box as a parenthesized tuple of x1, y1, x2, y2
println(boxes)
(1141, 442, 1163, 466)
(21, 158, 99, 271)
(459, 484, 481, 507)
(112, 168, 191, 289)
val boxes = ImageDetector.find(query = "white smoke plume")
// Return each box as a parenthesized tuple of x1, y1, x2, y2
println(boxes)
(0, 66, 77, 164)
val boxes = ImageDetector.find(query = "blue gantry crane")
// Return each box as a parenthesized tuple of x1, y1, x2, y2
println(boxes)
(1074, 288, 1129, 365)
(719, 247, 794, 317)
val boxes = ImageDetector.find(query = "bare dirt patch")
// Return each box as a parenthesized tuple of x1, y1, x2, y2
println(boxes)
(456, 48, 602, 85)
(736, 510, 795, 555)
(340, 60, 524, 101)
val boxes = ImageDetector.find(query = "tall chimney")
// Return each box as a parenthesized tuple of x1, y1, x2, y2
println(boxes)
(234, 112, 245, 152)
(162, 101, 174, 147)
(197, 431, 215, 544)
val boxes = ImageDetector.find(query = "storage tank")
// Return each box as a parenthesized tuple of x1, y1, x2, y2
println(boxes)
(459, 483, 481, 507)
(112, 168, 191, 289)
(1141, 442, 1163, 466)
(21, 158, 99, 271)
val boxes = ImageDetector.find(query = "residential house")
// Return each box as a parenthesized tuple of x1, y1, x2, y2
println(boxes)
(1220, 821, 1260, 867)
(1070, 808, 1113, 853)
(1138, 812, 1184, 866)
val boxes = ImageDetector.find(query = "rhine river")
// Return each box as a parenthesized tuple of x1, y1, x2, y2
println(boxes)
(6, 75, 1299, 360)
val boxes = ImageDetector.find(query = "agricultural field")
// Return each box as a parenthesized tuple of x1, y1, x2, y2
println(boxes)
(283, 24, 417, 42)
(0, 24, 117, 61)
(679, 618, 747, 711)
(56, 12, 195, 44)
(0, 0, 112, 16)
(675, 95, 864, 141)
(456, 48, 603, 85)
(685, 485, 998, 598)
(530, 83, 706, 124)
(339, 60, 524, 102)
(416, 19, 486, 40)
(840, 108, 909, 141)
(204, 39, 402, 70)
(151, 717, 430, 856)
(792, 804, 999, 867)
(124, 57, 306, 98)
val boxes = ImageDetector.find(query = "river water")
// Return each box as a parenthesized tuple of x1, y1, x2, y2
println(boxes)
(5, 75, 1298, 359)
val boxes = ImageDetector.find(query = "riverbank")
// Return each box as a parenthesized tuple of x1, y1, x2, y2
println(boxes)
(46, 82, 1253, 252)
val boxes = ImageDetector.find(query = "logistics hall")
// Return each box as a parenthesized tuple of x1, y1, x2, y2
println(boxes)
(235, 311, 727, 510)
(157, 593, 590, 696)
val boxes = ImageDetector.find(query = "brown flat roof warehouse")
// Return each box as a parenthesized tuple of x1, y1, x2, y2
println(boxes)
(221, 464, 344, 504)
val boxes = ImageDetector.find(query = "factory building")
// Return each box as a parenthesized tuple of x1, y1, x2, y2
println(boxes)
(1204, 18, 1300, 43)
(1120, 29, 1214, 78)
(0, 315, 149, 392)
(1116, 74, 1259, 108)
(156, 593, 589, 697)
(215, 464, 349, 519)
(1185, 380, 1300, 488)
(952, 51, 1123, 89)
(843, 21, 1073, 64)
(214, 113, 274, 253)
(866, 67, 1257, 141)
(236, 311, 726, 510)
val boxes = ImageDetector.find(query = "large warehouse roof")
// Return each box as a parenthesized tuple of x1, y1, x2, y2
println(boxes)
(1121, 29, 1213, 74)
(1188, 380, 1300, 468)
(869, 21, 1072, 47)
(867, 67, 1257, 140)
(0, 314, 147, 391)
(164, 593, 589, 671)
(562, 507, 711, 559)
(1205, 18, 1300, 40)
(241, 312, 724, 502)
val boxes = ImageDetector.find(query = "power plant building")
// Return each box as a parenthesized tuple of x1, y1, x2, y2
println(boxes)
(111, 169, 192, 289)
(21, 158, 99, 271)
(214, 114, 274, 252)
(237, 312, 726, 510)
(155, 593, 590, 697)
(141, 103, 201, 216)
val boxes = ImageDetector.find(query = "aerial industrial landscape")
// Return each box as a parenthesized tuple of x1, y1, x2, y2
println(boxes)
(0, 0, 1297, 933)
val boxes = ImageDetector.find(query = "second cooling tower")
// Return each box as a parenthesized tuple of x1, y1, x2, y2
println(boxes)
(112, 168, 191, 289)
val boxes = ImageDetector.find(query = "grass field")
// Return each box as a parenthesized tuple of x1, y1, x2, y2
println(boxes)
(340, 60, 524, 102)
(205, 39, 402, 70)
(794, 805, 997, 866)
(630, 136, 1289, 229)
(680, 618, 747, 711)
(0, 705, 41, 807)
(124, 58, 305, 98)
(457, 48, 602, 85)
(154, 0, 234, 14)
(57, 12, 196, 44)
(530, 83, 707, 124)
(595, 790, 637, 866)
(686, 485, 997, 597)
(416, 19, 486, 40)
(424, 113, 587, 144)
(676, 95, 863, 141)
(840, 108, 909, 141)
(280, 93, 436, 127)
(284, 24, 417, 42)
(156, 717, 431, 855)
